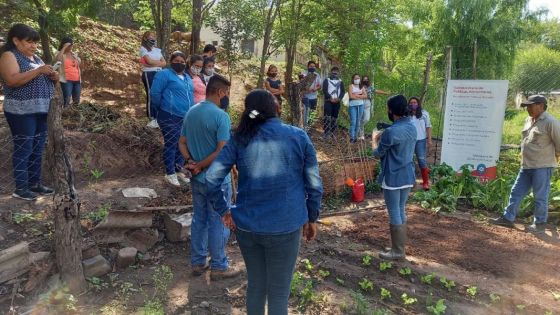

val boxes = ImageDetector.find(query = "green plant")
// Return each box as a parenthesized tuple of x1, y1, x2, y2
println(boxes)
(91, 168, 105, 180)
(380, 288, 391, 300)
(551, 291, 560, 301)
(544, 311, 553, 315)
(489, 293, 501, 303)
(358, 278, 374, 292)
(362, 254, 373, 266)
(85, 203, 110, 222)
(318, 269, 330, 278)
(401, 293, 418, 306)
(516, 304, 526, 310)
(439, 277, 456, 291)
(399, 267, 412, 277)
(379, 261, 393, 271)
(466, 286, 477, 298)
(352, 291, 370, 315)
(12, 212, 41, 224)
(421, 273, 436, 285)
(336, 277, 345, 285)
(301, 258, 314, 272)
(426, 299, 447, 315)
(291, 271, 304, 294)
(142, 300, 164, 315)
(290, 271, 317, 312)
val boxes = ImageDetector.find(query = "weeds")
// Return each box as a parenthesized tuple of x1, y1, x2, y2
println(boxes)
(87, 277, 108, 291)
(140, 265, 173, 314)
(318, 269, 330, 278)
(91, 168, 105, 181)
(12, 212, 42, 224)
(301, 258, 314, 272)
(85, 203, 110, 223)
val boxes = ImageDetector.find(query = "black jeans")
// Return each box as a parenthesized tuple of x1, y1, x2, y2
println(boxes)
(141, 71, 158, 119)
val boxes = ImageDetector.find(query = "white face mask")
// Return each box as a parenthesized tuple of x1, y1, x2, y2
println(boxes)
(354, 79, 360, 85)
(191, 66, 201, 75)
(205, 67, 214, 76)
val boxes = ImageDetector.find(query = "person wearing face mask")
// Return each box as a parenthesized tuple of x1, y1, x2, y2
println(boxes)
(408, 97, 432, 191)
(321, 67, 345, 139)
(0, 24, 59, 201)
(264, 64, 284, 116)
(55, 36, 82, 106)
(150, 51, 194, 187)
(200, 57, 229, 111)
(140, 31, 166, 128)
(348, 74, 368, 143)
(372, 95, 416, 260)
(302, 60, 322, 129)
(359, 76, 390, 140)
(188, 54, 206, 104)
(179, 75, 240, 280)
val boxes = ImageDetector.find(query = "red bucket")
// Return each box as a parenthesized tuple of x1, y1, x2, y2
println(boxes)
(351, 178, 365, 203)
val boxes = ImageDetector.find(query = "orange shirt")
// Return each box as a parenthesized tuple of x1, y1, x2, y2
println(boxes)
(64, 57, 80, 81)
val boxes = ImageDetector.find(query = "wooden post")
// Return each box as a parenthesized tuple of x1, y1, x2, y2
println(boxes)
(46, 90, 86, 293)
(286, 73, 316, 128)
(420, 52, 433, 106)
(434, 46, 453, 165)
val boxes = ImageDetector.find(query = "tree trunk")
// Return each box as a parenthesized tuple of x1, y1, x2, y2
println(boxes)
(32, 0, 52, 64)
(191, 0, 203, 55)
(287, 72, 315, 127)
(46, 89, 86, 293)
(472, 38, 478, 80)
(420, 52, 433, 106)
(283, 0, 303, 85)
(257, 0, 280, 88)
(160, 0, 172, 56)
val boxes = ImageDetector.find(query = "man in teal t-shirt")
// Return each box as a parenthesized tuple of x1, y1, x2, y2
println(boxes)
(179, 75, 238, 280)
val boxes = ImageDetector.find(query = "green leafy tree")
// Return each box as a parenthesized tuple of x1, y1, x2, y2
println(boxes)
(511, 44, 560, 94)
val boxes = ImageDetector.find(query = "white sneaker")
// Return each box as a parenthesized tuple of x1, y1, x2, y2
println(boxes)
(147, 119, 159, 129)
(164, 174, 181, 187)
(176, 172, 191, 185)
(358, 136, 365, 140)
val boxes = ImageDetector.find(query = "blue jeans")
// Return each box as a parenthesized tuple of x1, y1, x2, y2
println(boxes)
(236, 228, 301, 315)
(191, 180, 232, 270)
(60, 81, 81, 106)
(383, 188, 411, 225)
(302, 98, 317, 128)
(503, 168, 552, 224)
(414, 138, 428, 169)
(157, 110, 184, 175)
(4, 112, 48, 191)
(348, 104, 364, 140)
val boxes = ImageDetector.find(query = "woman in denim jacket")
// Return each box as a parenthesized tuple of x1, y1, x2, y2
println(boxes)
(373, 95, 417, 260)
(206, 90, 323, 315)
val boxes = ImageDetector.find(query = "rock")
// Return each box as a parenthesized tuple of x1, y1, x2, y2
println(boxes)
(200, 301, 210, 308)
(121, 228, 159, 253)
(95, 211, 153, 229)
(116, 247, 137, 268)
(82, 255, 111, 278)
(7, 230, 14, 235)
(0, 242, 31, 283)
(82, 244, 100, 260)
(163, 213, 193, 242)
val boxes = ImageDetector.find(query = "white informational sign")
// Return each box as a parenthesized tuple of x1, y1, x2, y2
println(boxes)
(441, 80, 509, 182)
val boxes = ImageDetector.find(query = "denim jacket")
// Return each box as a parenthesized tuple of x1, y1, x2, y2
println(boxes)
(373, 117, 417, 187)
(150, 68, 194, 118)
(206, 118, 324, 234)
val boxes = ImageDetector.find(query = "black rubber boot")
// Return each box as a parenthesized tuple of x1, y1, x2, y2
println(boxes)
(379, 224, 406, 260)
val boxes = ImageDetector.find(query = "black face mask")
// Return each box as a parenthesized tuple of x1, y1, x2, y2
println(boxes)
(171, 63, 186, 73)
(308, 68, 316, 73)
(147, 39, 156, 47)
(363, 80, 370, 86)
(220, 95, 229, 111)
(388, 111, 395, 122)
(330, 73, 339, 79)
(269, 73, 277, 78)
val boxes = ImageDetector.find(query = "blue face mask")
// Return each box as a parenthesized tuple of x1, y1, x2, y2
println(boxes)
(220, 96, 229, 111)
(308, 68, 316, 73)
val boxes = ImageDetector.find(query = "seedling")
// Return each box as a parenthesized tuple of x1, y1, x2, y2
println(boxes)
(362, 254, 373, 266)
(336, 278, 345, 285)
(545, 311, 553, 315)
(87, 277, 108, 291)
(399, 267, 412, 277)
(489, 293, 501, 303)
(421, 273, 435, 285)
(516, 304, 526, 310)
(301, 259, 314, 272)
(401, 293, 418, 306)
(358, 278, 374, 292)
(551, 291, 560, 301)
(318, 269, 330, 278)
(379, 261, 393, 272)
(466, 286, 477, 298)
(426, 299, 447, 315)
(439, 277, 456, 291)
(380, 288, 391, 300)
(90, 168, 105, 180)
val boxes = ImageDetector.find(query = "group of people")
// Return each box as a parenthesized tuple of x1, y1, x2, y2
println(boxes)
(1, 22, 559, 315)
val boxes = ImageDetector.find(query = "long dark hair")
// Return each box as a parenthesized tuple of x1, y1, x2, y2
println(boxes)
(234, 89, 278, 146)
(0, 24, 40, 56)
(408, 96, 423, 119)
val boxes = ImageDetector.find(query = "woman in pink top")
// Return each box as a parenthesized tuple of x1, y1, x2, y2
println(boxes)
(188, 55, 205, 104)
